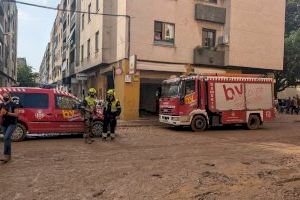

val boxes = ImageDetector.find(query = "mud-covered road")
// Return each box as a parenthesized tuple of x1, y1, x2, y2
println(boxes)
(1, 114, 300, 200)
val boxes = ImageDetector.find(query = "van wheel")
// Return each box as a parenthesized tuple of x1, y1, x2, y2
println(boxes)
(12, 124, 27, 142)
(191, 115, 207, 132)
(91, 121, 103, 138)
(247, 115, 261, 130)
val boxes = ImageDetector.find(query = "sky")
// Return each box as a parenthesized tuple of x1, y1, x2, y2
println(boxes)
(17, 0, 59, 72)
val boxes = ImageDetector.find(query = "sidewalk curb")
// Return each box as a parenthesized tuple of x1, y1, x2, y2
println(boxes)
(118, 124, 162, 128)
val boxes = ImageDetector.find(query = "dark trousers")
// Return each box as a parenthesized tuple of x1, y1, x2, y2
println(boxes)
(103, 115, 117, 136)
(291, 106, 298, 115)
(2, 125, 16, 156)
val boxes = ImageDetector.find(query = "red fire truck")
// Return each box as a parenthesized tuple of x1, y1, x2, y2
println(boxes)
(159, 74, 275, 131)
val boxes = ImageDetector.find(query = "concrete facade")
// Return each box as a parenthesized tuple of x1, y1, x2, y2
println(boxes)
(0, 1, 18, 87)
(40, 0, 286, 120)
(39, 43, 50, 84)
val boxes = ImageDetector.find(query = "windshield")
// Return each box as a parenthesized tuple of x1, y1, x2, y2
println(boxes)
(162, 81, 182, 98)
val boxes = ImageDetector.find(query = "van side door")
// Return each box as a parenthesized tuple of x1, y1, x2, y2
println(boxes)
(54, 95, 84, 132)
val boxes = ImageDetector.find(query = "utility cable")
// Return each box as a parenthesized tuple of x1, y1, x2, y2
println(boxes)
(3, 0, 129, 18)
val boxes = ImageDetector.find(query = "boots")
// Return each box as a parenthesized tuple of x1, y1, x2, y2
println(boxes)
(0, 155, 11, 163)
(110, 133, 116, 140)
(102, 132, 107, 141)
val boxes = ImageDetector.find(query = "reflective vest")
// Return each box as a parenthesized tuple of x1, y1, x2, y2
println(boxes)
(104, 99, 120, 113)
(85, 96, 97, 109)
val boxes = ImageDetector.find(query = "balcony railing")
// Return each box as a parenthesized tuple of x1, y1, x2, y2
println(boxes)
(70, 13, 76, 26)
(195, 4, 226, 24)
(194, 47, 225, 66)
(69, 62, 75, 75)
(61, 12, 67, 23)
(0, 23, 3, 42)
(0, 1, 4, 16)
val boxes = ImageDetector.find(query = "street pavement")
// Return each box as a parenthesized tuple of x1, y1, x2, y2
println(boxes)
(0, 114, 300, 199)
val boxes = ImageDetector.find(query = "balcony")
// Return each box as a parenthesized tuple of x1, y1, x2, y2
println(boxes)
(70, 13, 76, 26)
(193, 47, 225, 66)
(69, 62, 75, 75)
(62, 29, 67, 40)
(0, 23, 3, 42)
(0, 1, 4, 16)
(61, 12, 67, 23)
(195, 4, 226, 24)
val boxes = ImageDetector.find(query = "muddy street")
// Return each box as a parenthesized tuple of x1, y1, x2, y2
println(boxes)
(1, 115, 300, 200)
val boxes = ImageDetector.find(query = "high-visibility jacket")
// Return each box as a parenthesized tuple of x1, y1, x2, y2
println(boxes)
(104, 99, 121, 116)
(83, 96, 97, 117)
(84, 96, 97, 108)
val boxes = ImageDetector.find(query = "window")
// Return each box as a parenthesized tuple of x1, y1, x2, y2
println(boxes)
(55, 95, 79, 110)
(185, 80, 196, 96)
(87, 39, 90, 58)
(12, 93, 49, 109)
(96, 0, 99, 11)
(154, 21, 175, 45)
(81, 14, 84, 30)
(162, 81, 181, 98)
(202, 29, 216, 47)
(70, 50, 75, 64)
(81, 44, 84, 61)
(88, 3, 91, 22)
(95, 31, 99, 52)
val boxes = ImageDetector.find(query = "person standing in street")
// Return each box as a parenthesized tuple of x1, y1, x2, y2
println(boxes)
(0, 93, 18, 163)
(296, 95, 300, 115)
(291, 97, 298, 115)
(286, 97, 291, 114)
(81, 88, 97, 144)
(102, 89, 121, 140)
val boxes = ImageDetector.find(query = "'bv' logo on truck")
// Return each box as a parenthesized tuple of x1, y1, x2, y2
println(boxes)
(223, 84, 243, 101)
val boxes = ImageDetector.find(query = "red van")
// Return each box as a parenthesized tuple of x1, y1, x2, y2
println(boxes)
(0, 87, 104, 142)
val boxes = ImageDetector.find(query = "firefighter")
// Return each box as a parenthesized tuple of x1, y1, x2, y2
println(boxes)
(102, 89, 121, 140)
(81, 88, 97, 144)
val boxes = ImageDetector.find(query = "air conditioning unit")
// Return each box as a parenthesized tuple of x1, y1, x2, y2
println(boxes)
(218, 35, 229, 45)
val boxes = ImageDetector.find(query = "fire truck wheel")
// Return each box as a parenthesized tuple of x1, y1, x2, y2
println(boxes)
(91, 121, 103, 138)
(12, 123, 27, 142)
(191, 115, 207, 132)
(247, 115, 261, 130)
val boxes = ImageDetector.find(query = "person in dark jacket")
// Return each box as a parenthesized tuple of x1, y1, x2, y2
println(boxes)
(102, 89, 121, 140)
(0, 93, 18, 163)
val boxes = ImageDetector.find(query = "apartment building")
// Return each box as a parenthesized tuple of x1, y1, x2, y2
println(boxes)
(17, 57, 26, 67)
(41, 0, 285, 120)
(39, 43, 50, 84)
(60, 0, 81, 94)
(51, 7, 63, 86)
(41, 0, 81, 92)
(0, 0, 17, 87)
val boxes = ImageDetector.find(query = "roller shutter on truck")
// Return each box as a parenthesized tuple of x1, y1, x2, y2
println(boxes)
(207, 77, 274, 124)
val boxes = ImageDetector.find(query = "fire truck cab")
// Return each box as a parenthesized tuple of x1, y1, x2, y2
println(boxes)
(159, 74, 275, 131)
